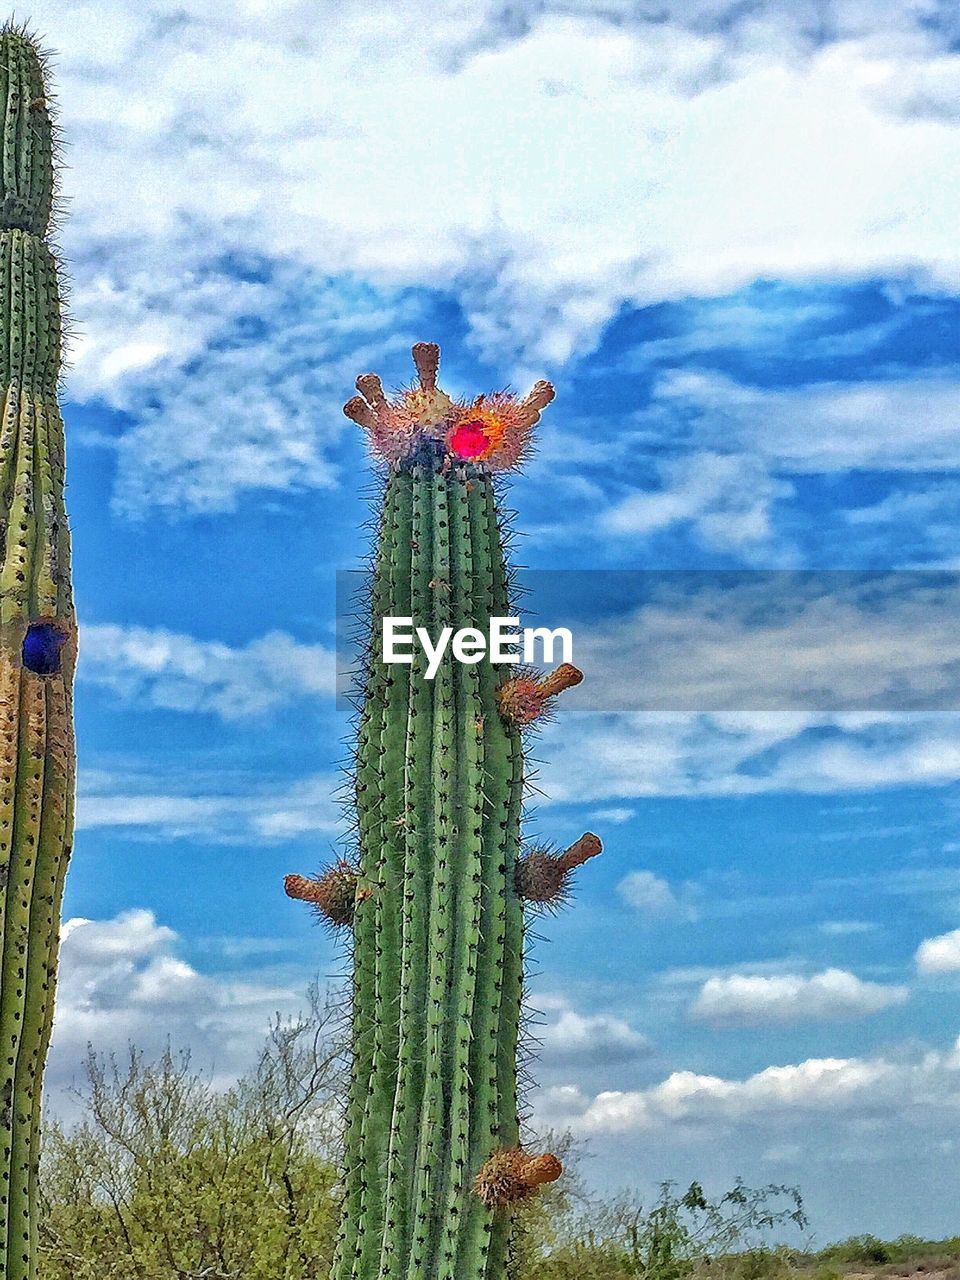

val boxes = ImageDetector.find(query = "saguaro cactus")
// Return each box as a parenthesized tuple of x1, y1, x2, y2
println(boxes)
(287, 343, 600, 1279)
(0, 23, 76, 1280)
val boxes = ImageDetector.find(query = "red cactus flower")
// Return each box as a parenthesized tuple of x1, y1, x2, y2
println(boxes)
(449, 419, 492, 459)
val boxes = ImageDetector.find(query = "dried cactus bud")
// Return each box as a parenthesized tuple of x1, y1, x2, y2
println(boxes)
(557, 831, 602, 872)
(516, 831, 603, 904)
(517, 379, 556, 426)
(497, 663, 584, 726)
(411, 340, 439, 391)
(284, 860, 361, 927)
(343, 395, 378, 430)
(537, 662, 583, 698)
(356, 372, 388, 411)
(473, 1147, 563, 1208)
(515, 848, 567, 902)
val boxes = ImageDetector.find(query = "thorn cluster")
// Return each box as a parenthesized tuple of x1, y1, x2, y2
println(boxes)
(284, 861, 363, 928)
(496, 662, 584, 726)
(473, 1147, 563, 1208)
(515, 832, 603, 905)
(343, 341, 555, 472)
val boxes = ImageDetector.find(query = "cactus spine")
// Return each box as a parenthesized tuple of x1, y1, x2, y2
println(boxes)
(287, 344, 599, 1279)
(0, 24, 75, 1280)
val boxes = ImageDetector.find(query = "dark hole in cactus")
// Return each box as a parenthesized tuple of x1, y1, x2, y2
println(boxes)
(22, 621, 66, 674)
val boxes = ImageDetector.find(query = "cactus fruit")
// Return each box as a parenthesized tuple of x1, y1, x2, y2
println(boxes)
(288, 342, 600, 1279)
(0, 23, 76, 1280)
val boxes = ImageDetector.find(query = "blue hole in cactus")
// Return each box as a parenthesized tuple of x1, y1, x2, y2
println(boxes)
(22, 622, 66, 675)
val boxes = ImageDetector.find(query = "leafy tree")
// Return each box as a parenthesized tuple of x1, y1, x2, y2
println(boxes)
(38, 983, 346, 1280)
(37, 976, 811, 1280)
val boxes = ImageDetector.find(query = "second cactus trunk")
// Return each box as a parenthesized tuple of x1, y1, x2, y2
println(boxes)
(287, 343, 599, 1280)
(0, 23, 76, 1280)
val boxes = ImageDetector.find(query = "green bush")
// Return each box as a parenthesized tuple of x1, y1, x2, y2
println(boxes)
(37, 977, 817, 1280)
(38, 984, 345, 1280)
(517, 1174, 807, 1280)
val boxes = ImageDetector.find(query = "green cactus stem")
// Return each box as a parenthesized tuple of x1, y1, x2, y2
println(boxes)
(288, 343, 599, 1279)
(0, 22, 76, 1280)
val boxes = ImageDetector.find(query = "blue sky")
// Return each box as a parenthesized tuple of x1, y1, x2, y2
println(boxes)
(27, 0, 960, 1245)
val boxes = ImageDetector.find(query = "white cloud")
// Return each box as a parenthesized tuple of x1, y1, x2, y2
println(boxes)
(533, 993, 652, 1066)
(49, 909, 321, 1105)
(561, 574, 960, 716)
(76, 769, 342, 843)
(637, 370, 960, 475)
(527, 574, 960, 802)
(61, 908, 175, 960)
(586, 371, 960, 561)
(538, 1035, 960, 1135)
(617, 870, 698, 921)
(916, 927, 960, 973)
(249, 775, 348, 840)
(65, 238, 423, 515)
(10, 1, 956, 512)
(79, 622, 336, 719)
(689, 967, 909, 1026)
(618, 295, 843, 365)
(589, 807, 636, 824)
(540, 708, 960, 803)
(819, 919, 880, 936)
(618, 870, 678, 914)
(602, 452, 792, 551)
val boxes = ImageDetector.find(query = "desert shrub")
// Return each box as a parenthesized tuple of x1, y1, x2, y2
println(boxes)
(820, 1235, 892, 1265)
(38, 983, 345, 1280)
(518, 1174, 807, 1280)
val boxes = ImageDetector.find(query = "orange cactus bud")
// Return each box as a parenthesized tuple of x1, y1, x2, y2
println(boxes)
(411, 340, 439, 392)
(537, 663, 583, 698)
(473, 1146, 563, 1208)
(516, 832, 603, 904)
(356, 372, 388, 412)
(557, 831, 602, 873)
(343, 395, 378, 430)
(284, 861, 361, 928)
(497, 663, 584, 726)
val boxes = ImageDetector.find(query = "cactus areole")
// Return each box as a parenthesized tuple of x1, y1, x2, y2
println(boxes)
(287, 343, 601, 1278)
(0, 23, 77, 1280)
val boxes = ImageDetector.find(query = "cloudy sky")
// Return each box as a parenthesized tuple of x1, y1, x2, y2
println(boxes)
(26, 0, 960, 1245)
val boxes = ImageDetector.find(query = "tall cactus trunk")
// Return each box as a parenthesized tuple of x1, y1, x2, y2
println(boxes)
(0, 23, 76, 1280)
(287, 344, 599, 1280)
